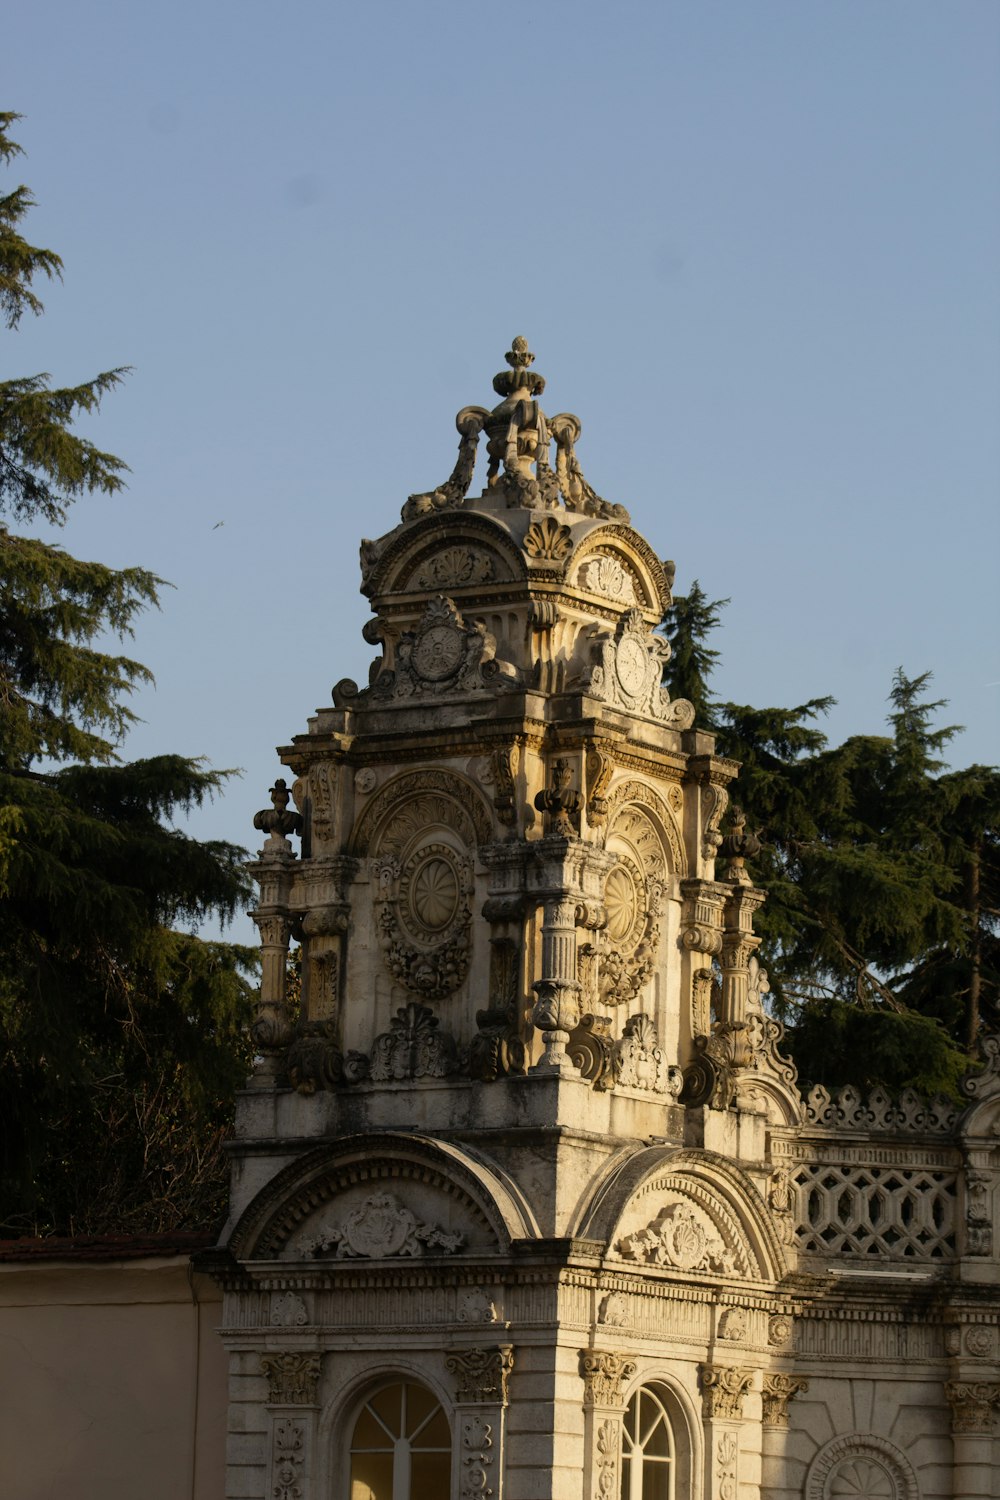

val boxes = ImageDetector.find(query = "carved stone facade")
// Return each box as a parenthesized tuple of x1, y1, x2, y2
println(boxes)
(216, 341, 999, 1500)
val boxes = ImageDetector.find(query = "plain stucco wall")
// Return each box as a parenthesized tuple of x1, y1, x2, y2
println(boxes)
(0, 1256, 226, 1500)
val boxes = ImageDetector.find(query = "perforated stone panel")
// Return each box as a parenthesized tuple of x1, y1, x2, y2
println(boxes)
(793, 1162, 957, 1260)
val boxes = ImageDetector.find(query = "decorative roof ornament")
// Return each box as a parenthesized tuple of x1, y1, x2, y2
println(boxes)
(403, 337, 630, 524)
(253, 778, 304, 854)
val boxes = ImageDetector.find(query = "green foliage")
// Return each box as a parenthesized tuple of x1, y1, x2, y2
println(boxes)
(662, 585, 999, 1098)
(659, 580, 727, 727)
(0, 113, 255, 1236)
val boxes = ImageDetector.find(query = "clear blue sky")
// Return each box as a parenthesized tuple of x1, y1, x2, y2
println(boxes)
(7, 0, 999, 942)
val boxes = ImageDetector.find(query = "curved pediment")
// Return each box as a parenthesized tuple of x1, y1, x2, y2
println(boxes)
(349, 766, 494, 856)
(571, 1145, 787, 1284)
(227, 1133, 539, 1263)
(566, 524, 672, 620)
(361, 511, 528, 601)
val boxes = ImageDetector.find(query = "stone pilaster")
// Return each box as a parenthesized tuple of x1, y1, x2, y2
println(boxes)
(446, 1344, 514, 1500)
(944, 1381, 1000, 1498)
(760, 1373, 808, 1500)
(260, 1352, 322, 1500)
(700, 1363, 755, 1500)
(528, 837, 614, 1075)
(580, 1350, 636, 1500)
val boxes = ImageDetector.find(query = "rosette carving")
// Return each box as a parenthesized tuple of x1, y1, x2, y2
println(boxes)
(372, 839, 473, 1001)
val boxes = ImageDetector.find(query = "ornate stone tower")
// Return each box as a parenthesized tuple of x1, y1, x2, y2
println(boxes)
(213, 341, 1000, 1500)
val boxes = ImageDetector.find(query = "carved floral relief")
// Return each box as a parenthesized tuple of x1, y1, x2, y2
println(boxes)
(306, 1191, 464, 1259)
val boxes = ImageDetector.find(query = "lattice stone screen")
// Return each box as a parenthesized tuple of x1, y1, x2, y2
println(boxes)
(793, 1162, 957, 1260)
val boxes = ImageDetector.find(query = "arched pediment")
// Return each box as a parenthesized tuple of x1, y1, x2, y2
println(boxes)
(363, 512, 528, 600)
(349, 767, 494, 856)
(227, 1133, 539, 1263)
(571, 1145, 787, 1284)
(566, 524, 672, 621)
(604, 777, 687, 878)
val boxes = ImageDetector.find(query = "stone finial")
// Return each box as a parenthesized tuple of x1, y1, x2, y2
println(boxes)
(534, 759, 582, 837)
(720, 806, 761, 884)
(402, 339, 629, 523)
(253, 779, 304, 852)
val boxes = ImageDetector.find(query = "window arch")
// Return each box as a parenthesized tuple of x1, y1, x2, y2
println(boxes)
(621, 1384, 677, 1500)
(349, 1380, 451, 1500)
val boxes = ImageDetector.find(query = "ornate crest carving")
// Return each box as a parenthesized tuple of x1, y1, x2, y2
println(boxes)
(457, 1289, 499, 1324)
(577, 609, 694, 727)
(598, 1292, 629, 1327)
(447, 1345, 514, 1405)
(307, 1190, 464, 1259)
(368, 1002, 460, 1082)
(380, 596, 499, 699)
(619, 1199, 736, 1275)
(613, 1013, 682, 1096)
(717, 1306, 748, 1342)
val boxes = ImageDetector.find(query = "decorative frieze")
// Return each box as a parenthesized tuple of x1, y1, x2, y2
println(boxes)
(581, 1350, 637, 1407)
(447, 1345, 514, 1405)
(699, 1364, 754, 1420)
(260, 1352, 322, 1406)
(761, 1373, 808, 1427)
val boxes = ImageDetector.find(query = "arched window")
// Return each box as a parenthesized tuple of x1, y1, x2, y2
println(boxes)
(621, 1384, 676, 1500)
(349, 1380, 451, 1500)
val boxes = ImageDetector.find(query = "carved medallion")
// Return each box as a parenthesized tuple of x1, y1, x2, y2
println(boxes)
(414, 620, 465, 680)
(405, 847, 461, 934)
(604, 860, 640, 945)
(307, 1190, 464, 1259)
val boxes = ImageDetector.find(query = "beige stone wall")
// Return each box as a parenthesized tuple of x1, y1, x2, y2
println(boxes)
(0, 1255, 226, 1500)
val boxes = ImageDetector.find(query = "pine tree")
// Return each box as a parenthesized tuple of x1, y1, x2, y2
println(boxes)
(659, 579, 727, 728)
(660, 588, 993, 1097)
(0, 113, 255, 1236)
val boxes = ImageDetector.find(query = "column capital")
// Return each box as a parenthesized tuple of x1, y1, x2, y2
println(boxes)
(581, 1349, 637, 1407)
(944, 1380, 1000, 1434)
(699, 1362, 754, 1421)
(761, 1371, 808, 1427)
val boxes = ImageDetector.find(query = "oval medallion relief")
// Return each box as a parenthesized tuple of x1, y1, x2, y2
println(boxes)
(398, 841, 466, 946)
